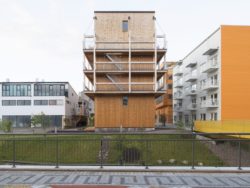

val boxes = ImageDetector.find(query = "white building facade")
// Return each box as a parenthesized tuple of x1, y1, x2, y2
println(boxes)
(173, 28, 221, 128)
(0, 82, 79, 128)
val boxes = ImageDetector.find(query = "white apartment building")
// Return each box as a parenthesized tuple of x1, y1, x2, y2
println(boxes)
(173, 28, 221, 128)
(0, 82, 79, 128)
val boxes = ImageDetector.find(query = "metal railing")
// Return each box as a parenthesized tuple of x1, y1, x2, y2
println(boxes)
(1, 133, 250, 169)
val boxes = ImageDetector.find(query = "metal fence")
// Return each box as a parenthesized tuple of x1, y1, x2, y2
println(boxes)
(0, 133, 250, 169)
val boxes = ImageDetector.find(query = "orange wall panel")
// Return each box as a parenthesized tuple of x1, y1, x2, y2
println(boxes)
(221, 26, 250, 120)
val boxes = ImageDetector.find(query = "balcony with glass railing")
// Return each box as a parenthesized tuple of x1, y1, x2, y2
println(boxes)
(202, 60, 219, 73)
(173, 66, 183, 76)
(187, 103, 197, 110)
(201, 99, 219, 108)
(174, 104, 183, 111)
(174, 79, 183, 88)
(202, 81, 219, 90)
(174, 92, 183, 99)
(185, 72, 197, 82)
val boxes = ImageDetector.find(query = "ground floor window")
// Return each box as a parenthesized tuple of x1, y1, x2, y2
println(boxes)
(2, 115, 62, 128)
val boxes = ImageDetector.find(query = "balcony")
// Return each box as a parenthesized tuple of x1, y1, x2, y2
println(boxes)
(186, 62, 197, 68)
(185, 72, 197, 82)
(96, 62, 128, 71)
(174, 92, 183, 99)
(202, 60, 219, 73)
(202, 81, 219, 91)
(186, 88, 197, 96)
(201, 100, 219, 108)
(174, 80, 183, 88)
(173, 67, 183, 76)
(83, 35, 167, 50)
(131, 62, 155, 71)
(187, 103, 197, 111)
(95, 82, 155, 92)
(174, 104, 183, 111)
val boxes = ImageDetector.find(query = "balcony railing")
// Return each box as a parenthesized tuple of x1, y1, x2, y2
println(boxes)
(202, 81, 219, 90)
(187, 103, 197, 110)
(95, 83, 155, 92)
(83, 35, 167, 50)
(202, 60, 219, 73)
(174, 80, 183, 88)
(185, 72, 197, 82)
(174, 92, 183, 99)
(174, 104, 183, 111)
(87, 62, 159, 72)
(185, 88, 197, 96)
(201, 100, 219, 108)
(173, 67, 183, 76)
(96, 62, 128, 71)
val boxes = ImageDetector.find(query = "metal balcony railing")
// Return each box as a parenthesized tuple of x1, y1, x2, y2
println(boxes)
(187, 103, 197, 110)
(94, 83, 155, 92)
(201, 99, 219, 108)
(202, 81, 219, 90)
(185, 72, 197, 82)
(202, 60, 219, 73)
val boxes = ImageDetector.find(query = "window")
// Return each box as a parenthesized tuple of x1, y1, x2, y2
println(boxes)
(34, 100, 48, 105)
(2, 100, 16, 106)
(2, 84, 31, 97)
(17, 100, 31, 106)
(122, 20, 128, 32)
(34, 84, 67, 96)
(168, 84, 172, 89)
(122, 96, 128, 106)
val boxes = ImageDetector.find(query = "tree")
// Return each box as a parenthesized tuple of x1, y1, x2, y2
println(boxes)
(0, 119, 13, 133)
(31, 112, 51, 131)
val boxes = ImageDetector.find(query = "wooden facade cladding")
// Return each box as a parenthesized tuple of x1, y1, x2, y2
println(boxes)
(83, 11, 167, 129)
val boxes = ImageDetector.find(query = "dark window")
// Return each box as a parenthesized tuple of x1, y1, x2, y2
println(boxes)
(34, 100, 48, 105)
(17, 100, 31, 106)
(3, 115, 31, 128)
(167, 84, 172, 89)
(168, 94, 172, 99)
(34, 84, 67, 96)
(122, 96, 128, 106)
(122, 20, 128, 32)
(2, 84, 31, 97)
(2, 100, 16, 106)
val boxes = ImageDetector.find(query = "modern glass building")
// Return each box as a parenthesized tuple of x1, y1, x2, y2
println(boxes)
(0, 82, 79, 128)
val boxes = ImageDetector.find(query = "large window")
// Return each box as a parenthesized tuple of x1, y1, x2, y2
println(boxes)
(2, 100, 16, 106)
(17, 100, 31, 106)
(2, 84, 31, 96)
(34, 100, 48, 105)
(34, 84, 67, 96)
(2, 116, 31, 128)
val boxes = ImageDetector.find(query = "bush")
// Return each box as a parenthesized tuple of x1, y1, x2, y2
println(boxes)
(0, 120, 13, 132)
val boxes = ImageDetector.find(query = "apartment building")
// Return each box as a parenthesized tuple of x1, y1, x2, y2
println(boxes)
(155, 62, 175, 125)
(0, 81, 78, 128)
(173, 25, 250, 129)
(83, 11, 167, 131)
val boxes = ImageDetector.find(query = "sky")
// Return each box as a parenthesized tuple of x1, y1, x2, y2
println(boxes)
(0, 0, 249, 93)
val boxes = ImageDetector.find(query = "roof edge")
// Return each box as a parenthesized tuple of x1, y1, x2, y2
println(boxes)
(94, 11, 155, 13)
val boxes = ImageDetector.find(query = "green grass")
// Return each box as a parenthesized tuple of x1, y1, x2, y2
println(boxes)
(0, 134, 224, 166)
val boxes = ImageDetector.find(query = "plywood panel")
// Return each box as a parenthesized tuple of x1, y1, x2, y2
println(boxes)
(95, 95, 155, 128)
(221, 26, 250, 120)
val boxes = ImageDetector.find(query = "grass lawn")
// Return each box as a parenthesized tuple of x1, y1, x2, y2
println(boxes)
(0, 134, 224, 166)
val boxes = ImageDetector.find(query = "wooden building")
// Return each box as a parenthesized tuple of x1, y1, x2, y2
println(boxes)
(155, 62, 175, 126)
(83, 11, 167, 131)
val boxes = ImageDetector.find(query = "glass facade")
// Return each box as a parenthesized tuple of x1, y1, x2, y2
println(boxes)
(34, 84, 67, 96)
(34, 100, 48, 105)
(2, 100, 16, 106)
(17, 100, 31, 106)
(2, 115, 62, 128)
(2, 84, 31, 96)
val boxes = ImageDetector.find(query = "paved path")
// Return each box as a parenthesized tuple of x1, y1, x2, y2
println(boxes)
(1, 171, 250, 188)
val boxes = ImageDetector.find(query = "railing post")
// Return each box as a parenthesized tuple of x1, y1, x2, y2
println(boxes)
(191, 132, 195, 169)
(145, 140, 149, 169)
(12, 135, 16, 168)
(238, 139, 242, 170)
(100, 139, 103, 168)
(55, 134, 59, 168)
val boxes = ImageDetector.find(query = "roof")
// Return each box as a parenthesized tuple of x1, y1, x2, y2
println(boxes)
(94, 11, 155, 13)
